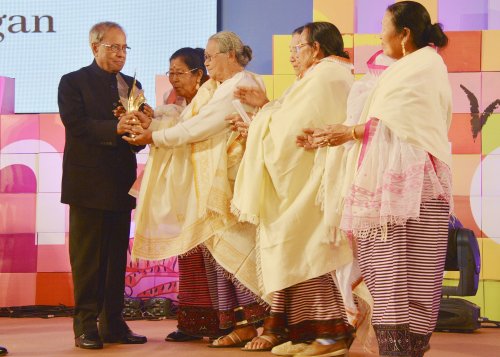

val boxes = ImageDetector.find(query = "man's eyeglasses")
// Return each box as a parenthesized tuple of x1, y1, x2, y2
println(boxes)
(204, 52, 223, 62)
(100, 43, 130, 53)
(292, 42, 311, 54)
(166, 68, 199, 78)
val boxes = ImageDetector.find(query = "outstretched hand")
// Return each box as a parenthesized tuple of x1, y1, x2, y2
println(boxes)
(122, 124, 153, 146)
(296, 128, 320, 150)
(312, 124, 351, 147)
(225, 113, 250, 138)
(234, 86, 269, 108)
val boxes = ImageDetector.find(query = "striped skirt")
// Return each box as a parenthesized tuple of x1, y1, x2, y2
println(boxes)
(267, 273, 351, 342)
(204, 246, 270, 329)
(177, 246, 226, 337)
(357, 199, 449, 357)
(177, 245, 269, 335)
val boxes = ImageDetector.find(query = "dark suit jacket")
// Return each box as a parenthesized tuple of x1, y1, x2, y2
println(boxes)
(58, 60, 143, 211)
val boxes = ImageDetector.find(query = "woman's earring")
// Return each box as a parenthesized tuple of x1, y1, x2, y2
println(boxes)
(401, 41, 406, 56)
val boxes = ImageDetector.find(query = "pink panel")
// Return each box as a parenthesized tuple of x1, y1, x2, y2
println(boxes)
(0, 193, 36, 234)
(37, 232, 65, 245)
(448, 72, 481, 113)
(482, 153, 500, 196)
(136, 152, 149, 166)
(0, 76, 15, 114)
(0, 233, 37, 272)
(483, 196, 500, 238)
(38, 153, 63, 193)
(39, 114, 65, 153)
(37, 234, 71, 272)
(65, 204, 70, 233)
(0, 114, 40, 152)
(0, 164, 37, 193)
(126, 239, 179, 301)
(0, 273, 37, 306)
(155, 74, 173, 107)
(481, 72, 500, 114)
(36, 193, 66, 233)
(0, 154, 38, 194)
(354, 45, 382, 74)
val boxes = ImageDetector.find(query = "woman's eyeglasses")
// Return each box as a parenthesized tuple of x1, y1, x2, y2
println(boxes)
(166, 68, 199, 78)
(291, 42, 312, 54)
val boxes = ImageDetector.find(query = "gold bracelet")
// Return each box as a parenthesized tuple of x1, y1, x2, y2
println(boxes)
(351, 126, 358, 141)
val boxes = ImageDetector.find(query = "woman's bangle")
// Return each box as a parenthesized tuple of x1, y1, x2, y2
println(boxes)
(351, 126, 359, 141)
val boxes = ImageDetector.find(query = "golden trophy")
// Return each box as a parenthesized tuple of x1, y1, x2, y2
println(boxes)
(119, 74, 146, 139)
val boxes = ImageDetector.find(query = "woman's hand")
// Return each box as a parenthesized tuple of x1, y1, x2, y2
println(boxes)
(235, 121, 250, 138)
(234, 86, 269, 108)
(226, 113, 243, 132)
(225, 113, 250, 138)
(122, 124, 153, 146)
(140, 103, 154, 118)
(296, 128, 320, 150)
(131, 110, 152, 129)
(312, 124, 352, 147)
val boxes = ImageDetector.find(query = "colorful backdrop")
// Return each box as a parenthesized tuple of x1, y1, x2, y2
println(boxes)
(1, 0, 500, 321)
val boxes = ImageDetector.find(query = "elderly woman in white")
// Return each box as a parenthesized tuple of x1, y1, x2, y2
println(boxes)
(122, 31, 269, 348)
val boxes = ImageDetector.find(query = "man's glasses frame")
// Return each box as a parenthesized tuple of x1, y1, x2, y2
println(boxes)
(100, 43, 131, 53)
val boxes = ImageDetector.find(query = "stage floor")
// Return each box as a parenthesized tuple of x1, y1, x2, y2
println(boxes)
(0, 317, 499, 356)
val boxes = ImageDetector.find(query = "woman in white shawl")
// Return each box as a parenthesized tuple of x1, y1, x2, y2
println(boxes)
(299, 2, 452, 356)
(131, 47, 234, 342)
(122, 32, 269, 348)
(232, 22, 356, 356)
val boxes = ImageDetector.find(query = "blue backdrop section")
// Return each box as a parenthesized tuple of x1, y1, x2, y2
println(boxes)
(219, 0, 312, 74)
(0, 0, 217, 113)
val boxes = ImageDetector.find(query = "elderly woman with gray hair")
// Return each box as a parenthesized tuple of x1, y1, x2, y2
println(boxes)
(122, 31, 269, 348)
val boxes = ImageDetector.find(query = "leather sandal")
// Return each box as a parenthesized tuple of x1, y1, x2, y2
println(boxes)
(208, 330, 255, 348)
(241, 334, 285, 352)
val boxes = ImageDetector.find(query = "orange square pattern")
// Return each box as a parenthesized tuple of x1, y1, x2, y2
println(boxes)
(440, 31, 482, 73)
(35, 272, 74, 306)
(449, 113, 482, 154)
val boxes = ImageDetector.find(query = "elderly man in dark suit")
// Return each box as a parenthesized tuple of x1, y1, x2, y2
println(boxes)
(58, 21, 147, 349)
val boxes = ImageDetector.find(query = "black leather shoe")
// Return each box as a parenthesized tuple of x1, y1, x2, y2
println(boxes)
(165, 330, 202, 342)
(0, 345, 8, 356)
(102, 330, 147, 344)
(74, 333, 103, 349)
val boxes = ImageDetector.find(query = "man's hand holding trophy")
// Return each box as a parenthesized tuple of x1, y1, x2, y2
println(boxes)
(115, 75, 153, 145)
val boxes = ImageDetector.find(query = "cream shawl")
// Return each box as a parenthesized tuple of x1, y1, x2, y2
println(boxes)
(232, 58, 354, 298)
(335, 46, 452, 237)
(131, 73, 265, 299)
(367, 46, 452, 165)
(131, 79, 218, 260)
